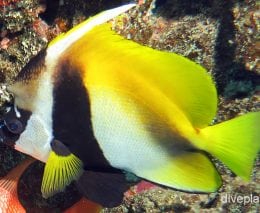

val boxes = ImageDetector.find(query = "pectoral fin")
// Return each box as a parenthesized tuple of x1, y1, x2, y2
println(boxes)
(41, 139, 83, 198)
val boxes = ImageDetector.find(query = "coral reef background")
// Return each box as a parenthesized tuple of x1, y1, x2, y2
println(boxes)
(0, 0, 259, 212)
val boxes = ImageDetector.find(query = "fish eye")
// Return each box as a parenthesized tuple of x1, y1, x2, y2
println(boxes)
(4, 119, 24, 135)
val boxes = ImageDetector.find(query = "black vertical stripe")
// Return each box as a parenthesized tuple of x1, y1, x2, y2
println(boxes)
(52, 60, 113, 171)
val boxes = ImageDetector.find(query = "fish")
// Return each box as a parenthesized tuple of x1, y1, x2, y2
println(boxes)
(63, 197, 102, 213)
(0, 2, 259, 207)
(0, 158, 34, 213)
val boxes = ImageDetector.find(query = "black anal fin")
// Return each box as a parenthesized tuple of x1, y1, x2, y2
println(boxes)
(76, 170, 134, 208)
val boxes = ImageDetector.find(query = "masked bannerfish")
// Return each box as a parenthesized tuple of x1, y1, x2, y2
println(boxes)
(0, 3, 259, 207)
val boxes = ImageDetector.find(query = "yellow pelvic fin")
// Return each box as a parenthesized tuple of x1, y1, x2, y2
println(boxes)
(200, 112, 260, 180)
(141, 152, 221, 192)
(41, 151, 83, 198)
(68, 23, 217, 128)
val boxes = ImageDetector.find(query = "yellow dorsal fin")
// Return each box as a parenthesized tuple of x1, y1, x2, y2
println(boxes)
(47, 3, 136, 59)
(41, 151, 83, 198)
(68, 23, 217, 128)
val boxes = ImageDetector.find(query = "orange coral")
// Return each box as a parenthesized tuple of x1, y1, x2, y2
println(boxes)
(0, 0, 20, 7)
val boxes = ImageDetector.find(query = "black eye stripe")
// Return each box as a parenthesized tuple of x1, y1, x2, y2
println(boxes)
(0, 106, 31, 147)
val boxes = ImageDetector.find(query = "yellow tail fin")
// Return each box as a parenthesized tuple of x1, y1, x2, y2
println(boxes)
(199, 112, 260, 180)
